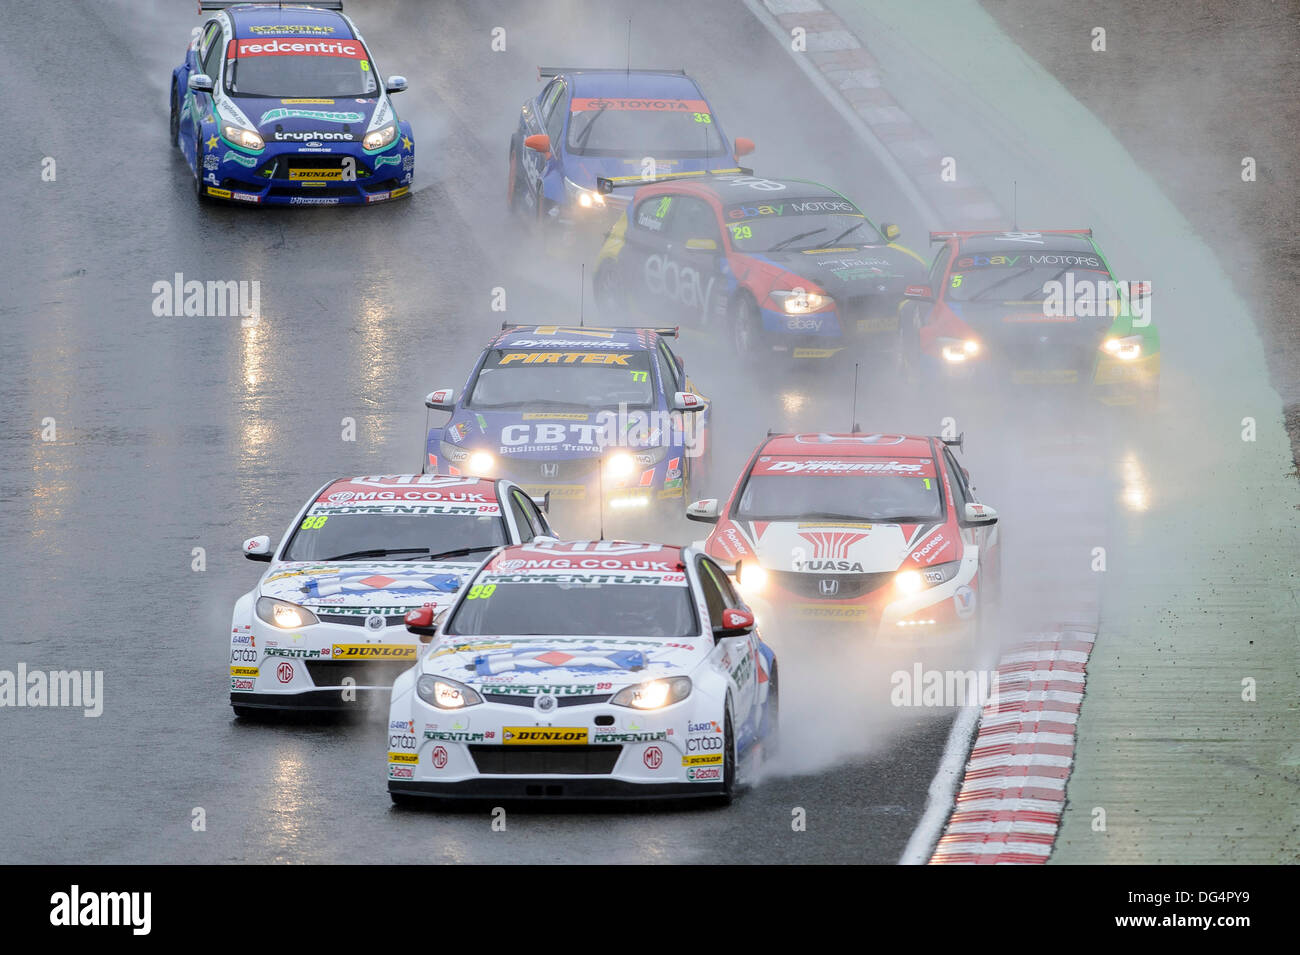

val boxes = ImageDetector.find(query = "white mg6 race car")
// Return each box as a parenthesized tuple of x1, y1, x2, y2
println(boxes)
(230, 474, 555, 716)
(387, 540, 778, 804)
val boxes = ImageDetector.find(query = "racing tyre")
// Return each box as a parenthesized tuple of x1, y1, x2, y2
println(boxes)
(718, 703, 737, 806)
(169, 82, 180, 146)
(763, 660, 780, 759)
(506, 137, 524, 214)
(731, 294, 764, 359)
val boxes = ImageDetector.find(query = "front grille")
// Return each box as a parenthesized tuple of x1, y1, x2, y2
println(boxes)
(1000, 342, 1095, 374)
(505, 457, 598, 482)
(304, 660, 412, 687)
(770, 570, 893, 600)
(315, 613, 407, 627)
(481, 692, 613, 708)
(469, 745, 621, 775)
(266, 184, 363, 199)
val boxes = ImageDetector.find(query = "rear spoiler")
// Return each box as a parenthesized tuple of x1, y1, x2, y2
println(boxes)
(200, 1, 341, 10)
(499, 322, 680, 339)
(939, 432, 965, 453)
(596, 167, 752, 195)
(538, 66, 686, 79)
(530, 492, 551, 514)
(929, 228, 1092, 243)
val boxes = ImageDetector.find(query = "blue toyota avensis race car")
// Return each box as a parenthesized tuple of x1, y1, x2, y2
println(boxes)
(422, 325, 712, 521)
(507, 66, 754, 236)
(170, 2, 414, 206)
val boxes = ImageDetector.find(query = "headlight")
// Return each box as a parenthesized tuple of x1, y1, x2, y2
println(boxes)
(606, 451, 636, 479)
(467, 451, 495, 475)
(896, 560, 962, 595)
(564, 177, 605, 209)
(222, 124, 265, 151)
(770, 289, 832, 314)
(255, 596, 319, 630)
(610, 676, 692, 709)
(416, 674, 482, 709)
(940, 338, 980, 362)
(738, 563, 768, 594)
(438, 440, 470, 464)
(363, 124, 398, 150)
(1102, 335, 1143, 361)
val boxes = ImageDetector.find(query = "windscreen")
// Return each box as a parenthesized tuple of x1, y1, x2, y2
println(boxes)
(566, 98, 728, 157)
(724, 196, 871, 252)
(468, 349, 655, 408)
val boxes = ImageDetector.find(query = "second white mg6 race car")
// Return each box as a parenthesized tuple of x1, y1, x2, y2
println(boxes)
(230, 474, 555, 716)
(387, 540, 778, 804)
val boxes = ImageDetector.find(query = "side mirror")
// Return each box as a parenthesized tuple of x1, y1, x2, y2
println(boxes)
(385, 75, 409, 93)
(881, 222, 901, 241)
(1129, 280, 1152, 301)
(523, 133, 551, 157)
(686, 499, 720, 523)
(903, 284, 933, 300)
(425, 388, 457, 412)
(404, 604, 440, 643)
(733, 137, 755, 158)
(242, 535, 272, 561)
(187, 73, 215, 93)
(961, 502, 998, 526)
(714, 606, 754, 637)
(684, 238, 718, 252)
(672, 391, 706, 413)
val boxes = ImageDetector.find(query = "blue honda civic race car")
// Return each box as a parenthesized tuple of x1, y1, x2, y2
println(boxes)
(169, 2, 414, 206)
(422, 325, 712, 524)
(507, 66, 755, 238)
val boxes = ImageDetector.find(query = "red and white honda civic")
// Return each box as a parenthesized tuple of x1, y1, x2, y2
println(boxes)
(686, 432, 1000, 641)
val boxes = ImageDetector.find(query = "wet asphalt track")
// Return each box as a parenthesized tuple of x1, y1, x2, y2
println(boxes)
(0, 0, 1121, 863)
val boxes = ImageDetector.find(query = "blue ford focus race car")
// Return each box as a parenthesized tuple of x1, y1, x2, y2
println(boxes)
(170, 2, 414, 206)
(507, 66, 754, 238)
(422, 325, 712, 522)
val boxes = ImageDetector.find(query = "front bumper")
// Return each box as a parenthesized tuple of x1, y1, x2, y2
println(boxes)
(200, 138, 414, 206)
(386, 697, 728, 798)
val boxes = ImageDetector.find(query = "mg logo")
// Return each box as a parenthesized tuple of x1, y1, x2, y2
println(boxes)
(540, 462, 559, 478)
(535, 694, 557, 714)
(643, 746, 663, 769)
(276, 662, 294, 683)
(431, 746, 448, 769)
(818, 578, 840, 597)
(365, 613, 385, 632)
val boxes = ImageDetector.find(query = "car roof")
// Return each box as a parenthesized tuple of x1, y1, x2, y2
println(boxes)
(229, 4, 354, 40)
(316, 474, 500, 504)
(958, 232, 1095, 255)
(488, 325, 656, 350)
(566, 70, 705, 102)
(759, 432, 936, 460)
(483, 541, 686, 573)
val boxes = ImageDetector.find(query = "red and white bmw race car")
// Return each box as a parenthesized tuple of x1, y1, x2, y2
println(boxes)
(686, 432, 1000, 641)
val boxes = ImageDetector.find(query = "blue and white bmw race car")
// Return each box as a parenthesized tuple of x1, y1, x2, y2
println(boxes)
(388, 540, 778, 803)
(422, 324, 712, 522)
(170, 2, 414, 206)
(230, 474, 554, 715)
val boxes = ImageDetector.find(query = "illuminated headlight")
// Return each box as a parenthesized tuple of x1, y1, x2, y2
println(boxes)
(1102, 335, 1143, 361)
(255, 596, 319, 630)
(606, 451, 636, 479)
(941, 339, 980, 362)
(738, 563, 768, 594)
(438, 440, 470, 465)
(770, 289, 832, 314)
(363, 124, 397, 151)
(895, 560, 962, 595)
(467, 451, 496, 475)
(222, 124, 265, 151)
(416, 674, 482, 709)
(610, 676, 692, 710)
(564, 177, 605, 209)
